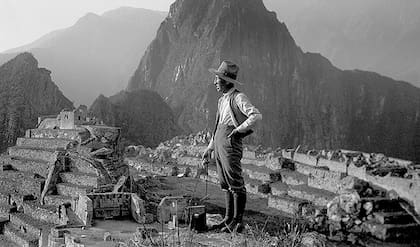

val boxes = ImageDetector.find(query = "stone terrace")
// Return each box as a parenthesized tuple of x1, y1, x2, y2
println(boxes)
(126, 135, 420, 244)
(0, 125, 133, 247)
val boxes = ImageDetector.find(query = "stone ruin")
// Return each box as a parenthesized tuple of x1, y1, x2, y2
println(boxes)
(126, 132, 420, 245)
(1, 113, 420, 246)
(0, 111, 145, 247)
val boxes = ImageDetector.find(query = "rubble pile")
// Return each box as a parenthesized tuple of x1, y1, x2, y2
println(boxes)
(126, 134, 420, 245)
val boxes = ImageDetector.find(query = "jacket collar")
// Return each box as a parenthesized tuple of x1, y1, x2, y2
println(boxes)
(222, 88, 236, 97)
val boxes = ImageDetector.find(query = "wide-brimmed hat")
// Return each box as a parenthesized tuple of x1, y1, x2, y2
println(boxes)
(208, 60, 243, 85)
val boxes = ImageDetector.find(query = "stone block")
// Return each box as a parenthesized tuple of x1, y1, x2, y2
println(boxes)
(88, 193, 131, 219)
(131, 194, 146, 224)
(242, 163, 276, 182)
(16, 137, 76, 150)
(281, 150, 293, 160)
(294, 163, 327, 176)
(9, 212, 51, 239)
(317, 158, 347, 173)
(56, 183, 92, 198)
(0, 203, 17, 214)
(83, 125, 121, 147)
(270, 182, 289, 197)
(75, 195, 93, 226)
(0, 193, 9, 204)
(68, 156, 98, 175)
(267, 195, 308, 215)
(308, 172, 359, 194)
(0, 155, 50, 178)
(280, 170, 308, 186)
(64, 233, 84, 247)
(3, 223, 39, 247)
(44, 195, 75, 208)
(241, 157, 256, 165)
(0, 171, 44, 198)
(264, 156, 284, 170)
(176, 156, 201, 167)
(243, 150, 256, 160)
(288, 185, 336, 207)
(51, 227, 69, 238)
(8, 146, 62, 163)
(48, 234, 65, 247)
(309, 167, 346, 181)
(347, 163, 367, 180)
(26, 128, 89, 143)
(279, 158, 295, 170)
(23, 201, 68, 225)
(59, 172, 102, 188)
(366, 174, 420, 215)
(293, 152, 318, 167)
(244, 176, 269, 197)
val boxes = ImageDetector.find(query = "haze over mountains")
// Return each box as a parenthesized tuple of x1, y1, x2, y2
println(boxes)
(128, 0, 420, 161)
(1, 0, 420, 161)
(0, 7, 166, 105)
(263, 0, 420, 87)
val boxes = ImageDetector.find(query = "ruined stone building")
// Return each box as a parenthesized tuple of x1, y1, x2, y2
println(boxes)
(127, 133, 420, 244)
(0, 110, 144, 247)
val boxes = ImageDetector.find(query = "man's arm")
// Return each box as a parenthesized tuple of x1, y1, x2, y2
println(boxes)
(234, 93, 262, 133)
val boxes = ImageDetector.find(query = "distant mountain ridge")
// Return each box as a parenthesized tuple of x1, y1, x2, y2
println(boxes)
(0, 53, 73, 151)
(89, 90, 181, 147)
(263, 0, 420, 87)
(128, 0, 420, 161)
(0, 7, 167, 105)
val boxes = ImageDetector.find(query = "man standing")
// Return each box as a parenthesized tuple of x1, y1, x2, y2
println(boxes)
(203, 61, 262, 233)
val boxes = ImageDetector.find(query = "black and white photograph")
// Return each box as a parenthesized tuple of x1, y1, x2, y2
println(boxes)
(0, 0, 419, 246)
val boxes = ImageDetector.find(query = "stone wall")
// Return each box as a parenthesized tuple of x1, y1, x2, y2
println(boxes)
(74, 195, 93, 226)
(284, 149, 420, 214)
(87, 192, 131, 219)
(26, 128, 89, 143)
(0, 171, 44, 199)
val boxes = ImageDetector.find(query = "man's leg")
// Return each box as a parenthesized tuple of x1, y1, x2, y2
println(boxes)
(225, 190, 246, 233)
(212, 133, 234, 230)
(220, 134, 247, 233)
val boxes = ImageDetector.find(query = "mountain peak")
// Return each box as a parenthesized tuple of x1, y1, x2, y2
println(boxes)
(75, 12, 102, 25)
(127, 0, 420, 161)
(5, 52, 38, 68)
(0, 53, 73, 151)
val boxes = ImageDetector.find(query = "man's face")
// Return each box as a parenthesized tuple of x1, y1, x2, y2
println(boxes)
(214, 76, 228, 92)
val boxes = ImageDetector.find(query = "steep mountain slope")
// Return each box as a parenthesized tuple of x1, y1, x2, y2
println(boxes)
(263, 0, 420, 87)
(0, 52, 74, 151)
(128, 0, 420, 161)
(0, 7, 166, 105)
(89, 90, 181, 147)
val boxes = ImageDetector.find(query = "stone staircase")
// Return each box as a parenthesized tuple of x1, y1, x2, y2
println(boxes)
(126, 146, 420, 243)
(0, 129, 102, 247)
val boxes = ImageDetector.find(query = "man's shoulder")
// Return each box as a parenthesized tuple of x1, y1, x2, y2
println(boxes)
(233, 91, 249, 101)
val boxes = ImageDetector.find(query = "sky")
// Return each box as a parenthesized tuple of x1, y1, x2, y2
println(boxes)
(0, 0, 174, 52)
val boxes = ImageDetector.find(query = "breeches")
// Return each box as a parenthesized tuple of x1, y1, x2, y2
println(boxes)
(214, 124, 245, 193)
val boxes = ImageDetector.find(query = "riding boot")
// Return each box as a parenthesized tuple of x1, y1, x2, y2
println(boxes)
(222, 191, 246, 233)
(210, 191, 234, 230)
